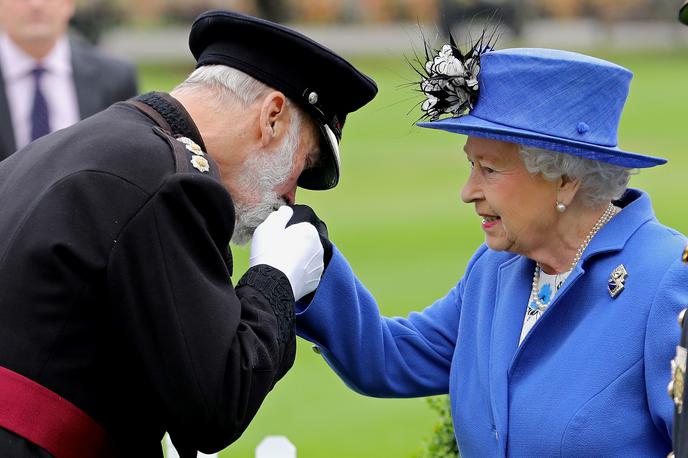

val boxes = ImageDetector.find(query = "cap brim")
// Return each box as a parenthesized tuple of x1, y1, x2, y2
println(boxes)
(418, 115, 667, 168)
(297, 124, 340, 190)
(681, 2, 688, 24)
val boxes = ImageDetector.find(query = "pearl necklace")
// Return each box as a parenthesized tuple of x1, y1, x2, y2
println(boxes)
(529, 202, 616, 311)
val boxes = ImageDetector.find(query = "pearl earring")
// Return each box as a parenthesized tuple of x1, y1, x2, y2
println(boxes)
(556, 201, 567, 213)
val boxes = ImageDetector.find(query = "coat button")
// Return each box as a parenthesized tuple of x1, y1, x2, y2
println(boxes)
(679, 308, 687, 327)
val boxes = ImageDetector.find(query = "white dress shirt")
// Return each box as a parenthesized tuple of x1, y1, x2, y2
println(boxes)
(0, 33, 80, 150)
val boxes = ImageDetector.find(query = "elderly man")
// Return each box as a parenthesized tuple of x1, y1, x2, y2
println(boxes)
(0, 9, 376, 458)
(0, 0, 138, 159)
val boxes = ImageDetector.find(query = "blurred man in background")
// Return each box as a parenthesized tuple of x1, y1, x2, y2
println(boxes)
(0, 0, 138, 160)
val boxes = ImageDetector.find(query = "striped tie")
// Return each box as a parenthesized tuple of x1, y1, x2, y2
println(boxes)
(30, 67, 50, 141)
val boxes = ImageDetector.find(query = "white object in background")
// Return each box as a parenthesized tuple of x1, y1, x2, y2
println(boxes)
(164, 433, 218, 458)
(255, 436, 297, 458)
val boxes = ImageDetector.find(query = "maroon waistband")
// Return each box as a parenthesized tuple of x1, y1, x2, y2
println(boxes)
(0, 365, 109, 458)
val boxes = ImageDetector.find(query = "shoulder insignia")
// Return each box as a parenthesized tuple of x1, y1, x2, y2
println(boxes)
(176, 136, 209, 173)
(151, 126, 219, 179)
(190, 155, 210, 173)
(177, 136, 205, 156)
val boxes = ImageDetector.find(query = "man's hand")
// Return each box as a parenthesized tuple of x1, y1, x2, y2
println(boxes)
(250, 206, 324, 301)
(287, 204, 333, 267)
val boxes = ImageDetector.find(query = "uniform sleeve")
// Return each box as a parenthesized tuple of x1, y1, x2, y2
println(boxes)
(107, 173, 295, 453)
(295, 245, 483, 398)
(645, 255, 688, 440)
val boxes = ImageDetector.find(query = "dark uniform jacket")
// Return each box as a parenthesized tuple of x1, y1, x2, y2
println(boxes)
(0, 92, 296, 457)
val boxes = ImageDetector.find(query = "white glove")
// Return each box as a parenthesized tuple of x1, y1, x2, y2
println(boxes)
(249, 206, 324, 301)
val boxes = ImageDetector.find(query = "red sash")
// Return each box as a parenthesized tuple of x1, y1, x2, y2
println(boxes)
(0, 365, 109, 458)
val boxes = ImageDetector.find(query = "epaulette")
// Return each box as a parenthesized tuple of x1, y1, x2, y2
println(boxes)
(152, 126, 221, 180)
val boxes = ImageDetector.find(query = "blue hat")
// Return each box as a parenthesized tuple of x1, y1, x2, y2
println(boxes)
(189, 10, 378, 190)
(417, 48, 666, 168)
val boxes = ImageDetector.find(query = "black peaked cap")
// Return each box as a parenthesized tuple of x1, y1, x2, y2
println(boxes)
(189, 10, 378, 190)
(681, 0, 688, 25)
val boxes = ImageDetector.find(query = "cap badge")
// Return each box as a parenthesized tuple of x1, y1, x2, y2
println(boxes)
(607, 264, 628, 298)
(308, 91, 319, 104)
(177, 136, 205, 155)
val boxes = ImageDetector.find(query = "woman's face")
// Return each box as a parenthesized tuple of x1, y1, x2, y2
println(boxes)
(461, 136, 559, 256)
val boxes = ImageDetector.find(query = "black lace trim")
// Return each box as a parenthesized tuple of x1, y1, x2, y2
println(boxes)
(237, 265, 295, 345)
(135, 92, 206, 150)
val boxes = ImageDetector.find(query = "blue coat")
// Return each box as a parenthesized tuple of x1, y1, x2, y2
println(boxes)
(296, 189, 688, 457)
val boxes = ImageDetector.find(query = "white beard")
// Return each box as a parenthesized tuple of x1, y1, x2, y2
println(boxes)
(230, 121, 298, 246)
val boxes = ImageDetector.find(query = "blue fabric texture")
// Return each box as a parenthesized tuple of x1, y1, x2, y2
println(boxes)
(296, 189, 687, 457)
(417, 48, 666, 168)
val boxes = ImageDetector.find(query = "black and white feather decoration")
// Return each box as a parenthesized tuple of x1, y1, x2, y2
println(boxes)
(412, 30, 498, 121)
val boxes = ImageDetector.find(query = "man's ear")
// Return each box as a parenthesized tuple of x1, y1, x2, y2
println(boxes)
(258, 91, 287, 148)
(556, 175, 581, 207)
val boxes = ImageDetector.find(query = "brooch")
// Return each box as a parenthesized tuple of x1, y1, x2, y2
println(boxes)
(607, 264, 628, 298)
(670, 345, 687, 414)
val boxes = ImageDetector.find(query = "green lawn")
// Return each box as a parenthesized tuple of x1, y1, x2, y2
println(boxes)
(141, 48, 688, 457)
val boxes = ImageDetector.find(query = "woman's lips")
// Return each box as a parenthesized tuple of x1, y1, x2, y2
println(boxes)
(481, 215, 500, 229)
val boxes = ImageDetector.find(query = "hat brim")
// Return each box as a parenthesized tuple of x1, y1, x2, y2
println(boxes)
(297, 124, 340, 190)
(418, 115, 667, 168)
(681, 1, 688, 24)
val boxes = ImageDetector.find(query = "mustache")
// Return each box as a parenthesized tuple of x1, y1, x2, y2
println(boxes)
(230, 194, 286, 246)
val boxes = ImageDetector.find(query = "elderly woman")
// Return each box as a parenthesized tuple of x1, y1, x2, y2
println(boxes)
(289, 46, 688, 456)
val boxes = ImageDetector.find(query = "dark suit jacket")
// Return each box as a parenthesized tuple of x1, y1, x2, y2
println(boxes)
(0, 35, 138, 160)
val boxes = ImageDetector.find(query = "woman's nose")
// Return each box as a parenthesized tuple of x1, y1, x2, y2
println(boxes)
(461, 172, 481, 204)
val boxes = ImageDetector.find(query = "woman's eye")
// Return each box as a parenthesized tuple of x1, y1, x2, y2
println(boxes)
(483, 166, 495, 174)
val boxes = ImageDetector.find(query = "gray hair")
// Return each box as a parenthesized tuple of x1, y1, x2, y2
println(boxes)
(519, 145, 633, 207)
(172, 65, 305, 117)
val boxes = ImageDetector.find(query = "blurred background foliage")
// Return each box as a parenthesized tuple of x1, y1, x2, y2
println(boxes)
(66, 0, 688, 455)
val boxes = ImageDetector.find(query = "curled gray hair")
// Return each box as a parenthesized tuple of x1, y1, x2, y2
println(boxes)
(519, 145, 633, 207)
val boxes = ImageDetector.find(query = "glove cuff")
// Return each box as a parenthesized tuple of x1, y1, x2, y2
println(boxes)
(238, 265, 295, 345)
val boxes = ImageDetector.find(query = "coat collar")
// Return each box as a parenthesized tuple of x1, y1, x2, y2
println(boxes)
(578, 188, 655, 264)
(487, 188, 655, 451)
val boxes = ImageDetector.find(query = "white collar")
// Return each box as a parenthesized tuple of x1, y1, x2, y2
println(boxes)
(0, 33, 72, 80)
